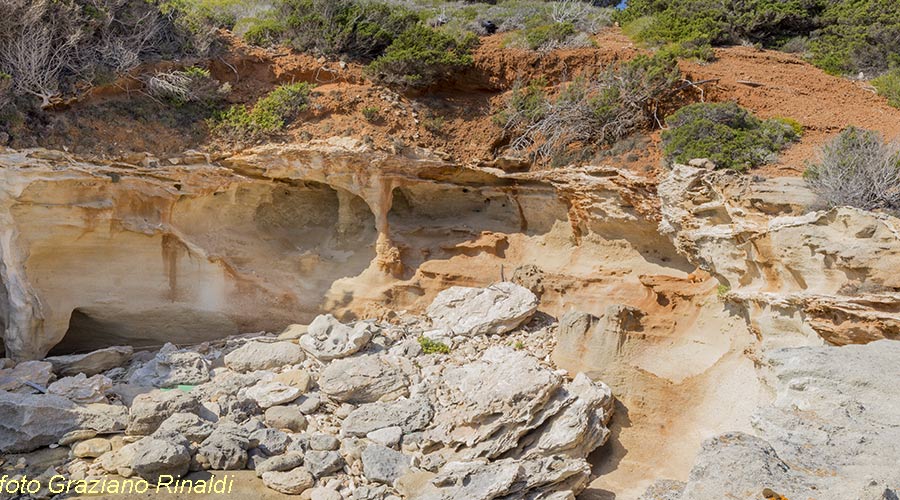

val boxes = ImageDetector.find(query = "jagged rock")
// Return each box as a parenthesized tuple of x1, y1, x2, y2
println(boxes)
(262, 467, 315, 495)
(265, 406, 308, 432)
(224, 341, 306, 373)
(639, 480, 686, 500)
(424, 347, 564, 460)
(517, 373, 613, 458)
(256, 452, 304, 477)
(245, 381, 302, 409)
(342, 397, 433, 437)
(128, 343, 210, 387)
(154, 412, 214, 443)
(131, 434, 192, 482)
(426, 282, 538, 336)
(367, 426, 403, 448)
(300, 314, 376, 361)
(72, 437, 111, 458)
(309, 434, 340, 451)
(59, 429, 98, 445)
(362, 444, 409, 484)
(0, 360, 54, 393)
(127, 390, 200, 435)
(304, 450, 344, 478)
(413, 456, 590, 500)
(46, 373, 111, 403)
(318, 355, 409, 404)
(45, 346, 133, 377)
(0, 392, 124, 452)
(195, 424, 252, 470)
(250, 428, 291, 456)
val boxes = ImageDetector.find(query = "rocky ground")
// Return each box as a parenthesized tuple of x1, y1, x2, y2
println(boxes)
(1, 282, 616, 499)
(2, 279, 899, 499)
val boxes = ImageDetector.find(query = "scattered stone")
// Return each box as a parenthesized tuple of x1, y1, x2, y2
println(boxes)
(98, 442, 138, 477)
(318, 355, 409, 404)
(265, 406, 308, 432)
(300, 314, 376, 361)
(367, 426, 402, 449)
(306, 487, 343, 500)
(128, 343, 210, 387)
(639, 479, 686, 500)
(256, 452, 304, 477)
(251, 428, 291, 456)
(245, 381, 302, 409)
(59, 429, 98, 446)
(295, 395, 321, 415)
(278, 324, 309, 341)
(362, 444, 409, 484)
(308, 434, 340, 451)
(224, 341, 306, 373)
(195, 424, 252, 470)
(127, 390, 200, 435)
(304, 450, 344, 478)
(342, 397, 433, 437)
(131, 435, 191, 482)
(45, 346, 133, 377)
(426, 282, 538, 336)
(47, 373, 111, 404)
(72, 437, 111, 458)
(262, 467, 315, 495)
(153, 413, 214, 443)
(0, 360, 54, 393)
(273, 369, 313, 392)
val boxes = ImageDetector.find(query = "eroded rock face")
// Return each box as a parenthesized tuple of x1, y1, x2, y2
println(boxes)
(659, 163, 900, 346)
(648, 340, 900, 499)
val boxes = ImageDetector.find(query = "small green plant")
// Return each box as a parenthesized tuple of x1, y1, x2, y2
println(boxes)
(423, 114, 445, 134)
(716, 284, 731, 297)
(362, 106, 381, 122)
(367, 25, 478, 88)
(661, 102, 801, 171)
(872, 69, 900, 108)
(418, 336, 451, 355)
(522, 22, 576, 50)
(513, 340, 525, 350)
(209, 82, 312, 142)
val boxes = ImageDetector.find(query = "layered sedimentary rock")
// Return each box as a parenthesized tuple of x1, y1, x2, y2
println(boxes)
(659, 163, 900, 346)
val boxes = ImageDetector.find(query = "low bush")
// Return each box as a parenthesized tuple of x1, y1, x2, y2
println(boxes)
(805, 127, 900, 213)
(661, 102, 801, 170)
(872, 69, 900, 109)
(418, 336, 451, 355)
(209, 82, 312, 143)
(367, 25, 478, 88)
(146, 67, 230, 107)
(274, 0, 419, 59)
(500, 52, 682, 162)
(616, 0, 900, 76)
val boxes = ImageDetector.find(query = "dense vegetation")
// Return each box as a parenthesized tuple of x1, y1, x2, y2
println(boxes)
(805, 127, 900, 213)
(661, 102, 801, 170)
(616, 0, 900, 77)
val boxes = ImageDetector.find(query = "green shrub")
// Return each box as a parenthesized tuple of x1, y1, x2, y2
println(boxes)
(661, 102, 801, 170)
(616, 0, 900, 76)
(209, 82, 312, 142)
(242, 18, 286, 47)
(277, 0, 419, 59)
(522, 22, 576, 50)
(805, 127, 900, 213)
(361, 106, 381, 122)
(872, 69, 900, 108)
(417, 336, 450, 355)
(367, 25, 478, 88)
